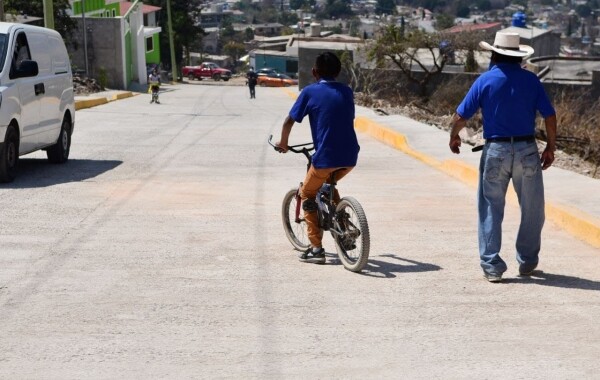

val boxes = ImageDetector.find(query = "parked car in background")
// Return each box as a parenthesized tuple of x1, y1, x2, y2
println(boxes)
(183, 62, 232, 81)
(256, 67, 278, 77)
(257, 73, 298, 87)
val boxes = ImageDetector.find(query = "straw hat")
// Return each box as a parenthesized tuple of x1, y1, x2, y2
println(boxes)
(479, 32, 534, 57)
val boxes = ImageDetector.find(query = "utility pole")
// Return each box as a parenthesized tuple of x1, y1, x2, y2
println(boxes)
(0, 0, 5, 22)
(43, 0, 54, 29)
(81, 0, 89, 76)
(166, 0, 177, 82)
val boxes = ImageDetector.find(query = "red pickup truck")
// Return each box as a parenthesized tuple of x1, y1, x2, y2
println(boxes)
(183, 62, 232, 81)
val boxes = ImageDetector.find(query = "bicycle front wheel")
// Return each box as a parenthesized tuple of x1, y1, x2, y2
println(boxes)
(282, 188, 310, 251)
(333, 197, 370, 272)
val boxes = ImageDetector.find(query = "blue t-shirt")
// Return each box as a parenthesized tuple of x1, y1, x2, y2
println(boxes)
(457, 63, 555, 139)
(289, 80, 359, 168)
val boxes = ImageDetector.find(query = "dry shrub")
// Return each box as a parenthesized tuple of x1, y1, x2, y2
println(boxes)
(549, 89, 600, 173)
(428, 76, 474, 115)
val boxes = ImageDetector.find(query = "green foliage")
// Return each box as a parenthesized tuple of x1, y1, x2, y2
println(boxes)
(576, 4, 592, 18)
(474, 0, 491, 12)
(5, 0, 77, 43)
(317, 0, 354, 19)
(97, 67, 108, 89)
(245, 27, 255, 41)
(435, 13, 455, 30)
(464, 50, 477, 72)
(223, 41, 246, 62)
(376, 0, 396, 15)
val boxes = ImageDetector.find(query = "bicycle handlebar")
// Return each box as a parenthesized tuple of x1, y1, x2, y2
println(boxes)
(267, 135, 314, 154)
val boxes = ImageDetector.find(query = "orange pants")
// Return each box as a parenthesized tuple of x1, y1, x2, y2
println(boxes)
(300, 166, 353, 248)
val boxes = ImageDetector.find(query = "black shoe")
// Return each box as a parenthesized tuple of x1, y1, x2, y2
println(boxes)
(519, 264, 537, 276)
(299, 248, 326, 264)
(483, 271, 502, 283)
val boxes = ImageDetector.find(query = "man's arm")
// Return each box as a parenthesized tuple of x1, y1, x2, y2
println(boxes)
(449, 113, 468, 154)
(275, 116, 295, 153)
(541, 114, 557, 170)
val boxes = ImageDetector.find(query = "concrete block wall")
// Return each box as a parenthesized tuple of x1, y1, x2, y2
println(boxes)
(68, 18, 126, 89)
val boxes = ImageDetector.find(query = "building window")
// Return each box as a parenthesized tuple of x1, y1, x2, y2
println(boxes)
(112, 9, 116, 17)
(146, 36, 154, 52)
(106, 10, 110, 17)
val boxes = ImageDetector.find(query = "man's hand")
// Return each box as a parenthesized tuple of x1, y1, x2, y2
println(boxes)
(448, 113, 467, 154)
(274, 141, 288, 153)
(541, 147, 555, 170)
(449, 134, 462, 154)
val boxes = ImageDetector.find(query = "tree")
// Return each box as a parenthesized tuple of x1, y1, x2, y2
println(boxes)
(376, 0, 396, 16)
(5, 0, 77, 43)
(576, 4, 592, 18)
(369, 26, 452, 99)
(435, 13, 455, 30)
(317, 0, 354, 19)
(340, 47, 386, 98)
(223, 41, 246, 63)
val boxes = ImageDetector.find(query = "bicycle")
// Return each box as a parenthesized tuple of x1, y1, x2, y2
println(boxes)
(149, 82, 160, 104)
(268, 135, 370, 272)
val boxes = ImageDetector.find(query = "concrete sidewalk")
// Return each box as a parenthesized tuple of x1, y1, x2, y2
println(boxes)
(354, 107, 600, 249)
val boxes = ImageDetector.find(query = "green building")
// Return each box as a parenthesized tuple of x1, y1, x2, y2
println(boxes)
(70, 0, 162, 67)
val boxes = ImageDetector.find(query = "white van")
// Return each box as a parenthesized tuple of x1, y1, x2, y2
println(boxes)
(0, 22, 75, 182)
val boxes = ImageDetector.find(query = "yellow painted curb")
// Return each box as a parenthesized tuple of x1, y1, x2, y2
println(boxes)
(75, 97, 108, 110)
(75, 91, 136, 110)
(355, 116, 600, 249)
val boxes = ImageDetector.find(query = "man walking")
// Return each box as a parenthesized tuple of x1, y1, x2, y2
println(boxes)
(448, 32, 557, 283)
(246, 67, 258, 99)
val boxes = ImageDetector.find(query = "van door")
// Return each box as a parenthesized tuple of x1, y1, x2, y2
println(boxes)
(9, 31, 40, 154)
(28, 31, 61, 147)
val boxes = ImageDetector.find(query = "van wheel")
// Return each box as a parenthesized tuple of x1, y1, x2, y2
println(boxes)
(47, 117, 71, 164)
(0, 126, 19, 183)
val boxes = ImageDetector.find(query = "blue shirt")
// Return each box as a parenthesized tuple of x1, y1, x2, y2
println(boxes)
(289, 80, 359, 168)
(457, 63, 555, 139)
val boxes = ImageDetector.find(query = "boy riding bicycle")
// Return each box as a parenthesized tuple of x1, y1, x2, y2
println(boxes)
(148, 68, 161, 104)
(275, 52, 360, 264)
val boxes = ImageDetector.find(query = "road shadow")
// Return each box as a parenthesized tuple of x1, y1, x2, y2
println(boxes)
(326, 253, 441, 278)
(2, 158, 122, 188)
(504, 270, 600, 291)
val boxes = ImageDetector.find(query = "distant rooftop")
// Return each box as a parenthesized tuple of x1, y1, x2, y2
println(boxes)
(444, 22, 502, 34)
(501, 25, 554, 39)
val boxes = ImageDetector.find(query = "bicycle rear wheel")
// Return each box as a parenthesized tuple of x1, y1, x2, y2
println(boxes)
(333, 197, 370, 272)
(282, 188, 310, 251)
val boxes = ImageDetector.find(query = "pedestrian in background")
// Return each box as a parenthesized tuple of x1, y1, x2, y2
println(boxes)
(448, 32, 557, 283)
(246, 67, 258, 99)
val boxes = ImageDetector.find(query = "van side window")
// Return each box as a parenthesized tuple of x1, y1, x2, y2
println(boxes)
(10, 32, 32, 79)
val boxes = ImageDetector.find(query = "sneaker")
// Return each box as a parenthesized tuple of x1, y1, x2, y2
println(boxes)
(483, 272, 502, 283)
(519, 265, 537, 276)
(299, 247, 326, 264)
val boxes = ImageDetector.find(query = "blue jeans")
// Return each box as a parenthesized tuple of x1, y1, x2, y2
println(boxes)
(478, 140, 545, 275)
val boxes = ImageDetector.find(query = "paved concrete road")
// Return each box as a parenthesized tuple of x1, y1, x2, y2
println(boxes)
(1, 83, 600, 379)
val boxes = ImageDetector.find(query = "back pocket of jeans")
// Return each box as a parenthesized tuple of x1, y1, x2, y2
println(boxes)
(522, 152, 541, 177)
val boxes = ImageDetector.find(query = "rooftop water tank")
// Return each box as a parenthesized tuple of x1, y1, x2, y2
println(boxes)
(309, 22, 321, 37)
(512, 11, 527, 28)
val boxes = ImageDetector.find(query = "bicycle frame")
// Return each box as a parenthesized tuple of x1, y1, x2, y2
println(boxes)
(268, 135, 342, 233)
